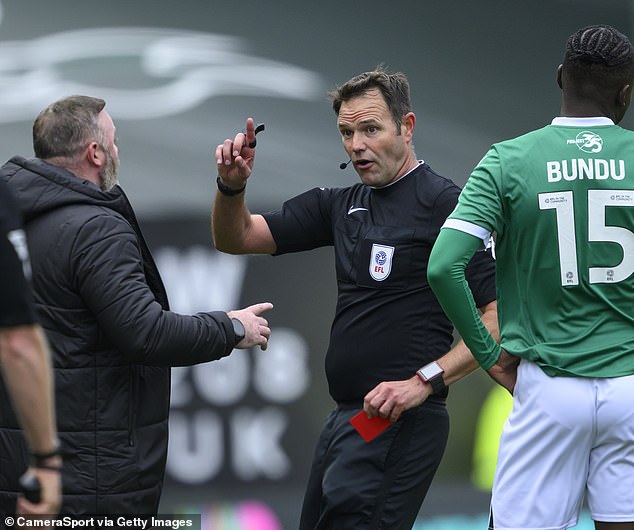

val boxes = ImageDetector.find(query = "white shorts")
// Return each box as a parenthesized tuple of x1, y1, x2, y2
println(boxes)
(490, 360, 634, 530)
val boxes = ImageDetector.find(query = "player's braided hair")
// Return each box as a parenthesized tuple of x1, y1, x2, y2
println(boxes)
(563, 25, 634, 90)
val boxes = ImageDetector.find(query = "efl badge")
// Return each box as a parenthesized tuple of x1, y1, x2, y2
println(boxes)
(369, 244, 394, 281)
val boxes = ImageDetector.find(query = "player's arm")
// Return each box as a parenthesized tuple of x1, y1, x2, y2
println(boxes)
(424, 148, 518, 389)
(0, 325, 57, 459)
(212, 117, 276, 255)
(0, 324, 62, 515)
(427, 228, 502, 369)
(363, 300, 498, 422)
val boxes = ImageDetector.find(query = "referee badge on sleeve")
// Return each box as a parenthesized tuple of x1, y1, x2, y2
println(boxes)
(369, 243, 394, 281)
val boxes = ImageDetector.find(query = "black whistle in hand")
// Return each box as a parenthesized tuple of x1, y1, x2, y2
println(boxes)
(248, 123, 265, 149)
(19, 473, 42, 504)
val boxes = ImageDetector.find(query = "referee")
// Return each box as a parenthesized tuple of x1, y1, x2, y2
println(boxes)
(0, 178, 61, 516)
(213, 68, 498, 529)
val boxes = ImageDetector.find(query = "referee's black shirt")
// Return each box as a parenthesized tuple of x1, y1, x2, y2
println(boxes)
(263, 162, 496, 403)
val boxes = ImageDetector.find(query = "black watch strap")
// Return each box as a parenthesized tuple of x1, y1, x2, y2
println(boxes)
(30, 443, 61, 468)
(428, 374, 446, 394)
(217, 176, 246, 196)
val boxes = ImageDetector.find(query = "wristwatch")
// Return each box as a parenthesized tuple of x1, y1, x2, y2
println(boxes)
(231, 318, 245, 343)
(416, 361, 446, 394)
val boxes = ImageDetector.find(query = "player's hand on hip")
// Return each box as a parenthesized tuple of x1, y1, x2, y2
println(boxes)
(216, 117, 258, 188)
(228, 302, 273, 351)
(363, 376, 431, 423)
(487, 349, 520, 394)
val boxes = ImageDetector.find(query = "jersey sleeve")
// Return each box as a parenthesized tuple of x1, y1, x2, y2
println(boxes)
(434, 182, 497, 308)
(428, 228, 501, 369)
(449, 146, 505, 236)
(0, 182, 37, 327)
(262, 187, 335, 254)
(464, 246, 497, 308)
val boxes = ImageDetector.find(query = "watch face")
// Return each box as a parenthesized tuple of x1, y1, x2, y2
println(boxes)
(231, 318, 245, 341)
(419, 362, 444, 381)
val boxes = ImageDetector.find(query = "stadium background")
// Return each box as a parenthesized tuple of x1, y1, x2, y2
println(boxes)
(0, 1, 631, 528)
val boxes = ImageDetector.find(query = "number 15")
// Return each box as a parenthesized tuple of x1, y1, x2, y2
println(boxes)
(538, 190, 634, 286)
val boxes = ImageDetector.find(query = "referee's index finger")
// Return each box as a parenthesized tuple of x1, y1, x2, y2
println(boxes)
(242, 117, 256, 151)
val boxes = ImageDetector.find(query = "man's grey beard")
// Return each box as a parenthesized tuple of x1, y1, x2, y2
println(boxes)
(99, 148, 120, 191)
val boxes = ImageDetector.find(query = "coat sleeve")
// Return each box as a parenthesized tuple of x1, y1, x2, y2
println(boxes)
(70, 213, 237, 366)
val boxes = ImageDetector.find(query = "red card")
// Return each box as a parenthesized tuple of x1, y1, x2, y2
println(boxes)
(349, 411, 393, 442)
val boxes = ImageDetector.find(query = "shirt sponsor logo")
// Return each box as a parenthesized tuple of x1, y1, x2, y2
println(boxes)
(566, 131, 603, 153)
(347, 206, 368, 215)
(369, 244, 394, 281)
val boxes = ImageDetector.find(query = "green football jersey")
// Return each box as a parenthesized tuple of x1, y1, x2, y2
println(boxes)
(449, 117, 634, 377)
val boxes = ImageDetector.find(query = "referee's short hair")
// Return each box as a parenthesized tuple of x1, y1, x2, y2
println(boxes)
(563, 25, 634, 93)
(329, 66, 412, 132)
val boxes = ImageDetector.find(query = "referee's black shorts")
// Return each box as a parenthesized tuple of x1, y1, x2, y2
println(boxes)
(299, 398, 449, 530)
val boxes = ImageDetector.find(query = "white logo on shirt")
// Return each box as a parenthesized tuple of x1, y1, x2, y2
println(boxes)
(347, 206, 368, 215)
(369, 244, 394, 281)
(566, 131, 603, 153)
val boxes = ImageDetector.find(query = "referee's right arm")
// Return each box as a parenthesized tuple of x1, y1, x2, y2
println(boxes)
(212, 118, 276, 255)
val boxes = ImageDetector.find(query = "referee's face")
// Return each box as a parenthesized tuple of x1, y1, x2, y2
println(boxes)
(337, 88, 417, 187)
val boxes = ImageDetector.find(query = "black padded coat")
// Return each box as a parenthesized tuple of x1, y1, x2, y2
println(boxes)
(0, 156, 239, 515)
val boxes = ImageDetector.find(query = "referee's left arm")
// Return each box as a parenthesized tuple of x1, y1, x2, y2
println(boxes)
(434, 299, 498, 385)
(362, 298, 499, 422)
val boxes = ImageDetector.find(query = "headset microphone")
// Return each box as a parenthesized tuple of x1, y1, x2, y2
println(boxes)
(339, 160, 352, 170)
